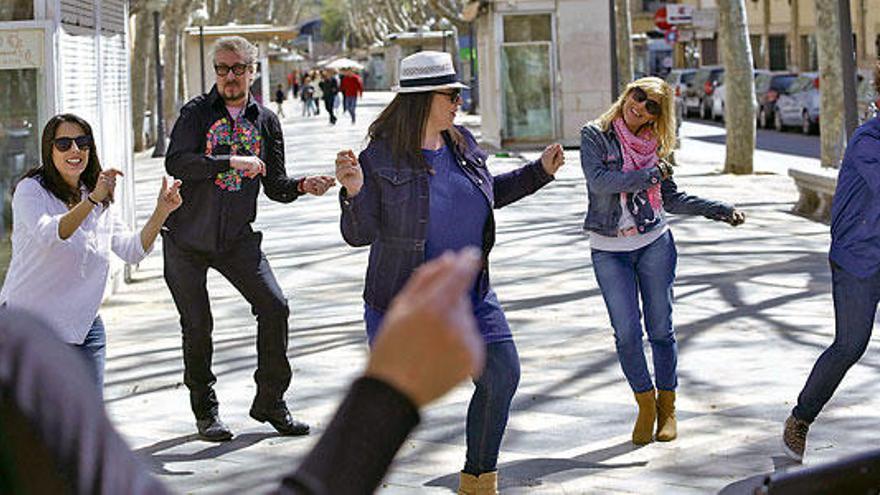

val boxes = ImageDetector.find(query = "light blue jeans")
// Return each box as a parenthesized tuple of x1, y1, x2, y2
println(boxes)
(72, 315, 106, 399)
(591, 231, 678, 393)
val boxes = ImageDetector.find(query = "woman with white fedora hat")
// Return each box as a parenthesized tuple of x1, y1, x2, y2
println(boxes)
(335, 50, 565, 494)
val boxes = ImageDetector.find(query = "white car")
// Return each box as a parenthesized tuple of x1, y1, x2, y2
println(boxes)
(710, 71, 762, 122)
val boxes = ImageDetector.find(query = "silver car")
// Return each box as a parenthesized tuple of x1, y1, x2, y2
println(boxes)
(774, 72, 820, 134)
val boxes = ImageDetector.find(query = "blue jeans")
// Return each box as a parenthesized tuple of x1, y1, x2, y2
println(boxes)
(591, 230, 678, 393)
(71, 315, 106, 399)
(793, 260, 880, 423)
(364, 308, 519, 475)
(343, 95, 357, 123)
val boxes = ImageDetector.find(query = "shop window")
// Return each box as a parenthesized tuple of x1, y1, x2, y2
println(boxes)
(0, 68, 40, 282)
(503, 14, 551, 43)
(0, 0, 33, 21)
(501, 14, 555, 142)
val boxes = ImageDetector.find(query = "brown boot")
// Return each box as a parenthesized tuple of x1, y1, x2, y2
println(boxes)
(458, 472, 477, 495)
(458, 471, 498, 495)
(633, 389, 656, 445)
(656, 390, 677, 442)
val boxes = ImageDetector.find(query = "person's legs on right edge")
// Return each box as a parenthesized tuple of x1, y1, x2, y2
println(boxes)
(784, 260, 880, 461)
(592, 248, 656, 444)
(461, 340, 519, 495)
(163, 235, 231, 441)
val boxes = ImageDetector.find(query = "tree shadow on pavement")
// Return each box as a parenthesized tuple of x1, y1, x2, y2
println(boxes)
(424, 441, 646, 490)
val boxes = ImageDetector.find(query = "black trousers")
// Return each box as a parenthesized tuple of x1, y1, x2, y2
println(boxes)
(163, 233, 292, 419)
(324, 96, 337, 124)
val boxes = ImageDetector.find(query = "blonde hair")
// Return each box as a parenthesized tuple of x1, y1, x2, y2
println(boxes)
(594, 77, 676, 158)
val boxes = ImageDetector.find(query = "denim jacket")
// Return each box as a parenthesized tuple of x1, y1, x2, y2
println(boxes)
(580, 123, 734, 236)
(340, 125, 554, 311)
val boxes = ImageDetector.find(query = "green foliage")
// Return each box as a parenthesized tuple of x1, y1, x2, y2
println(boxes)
(321, 0, 346, 42)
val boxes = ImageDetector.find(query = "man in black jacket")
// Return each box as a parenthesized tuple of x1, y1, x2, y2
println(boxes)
(163, 36, 335, 441)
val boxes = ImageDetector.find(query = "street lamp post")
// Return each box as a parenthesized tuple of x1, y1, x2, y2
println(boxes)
(147, 0, 168, 158)
(191, 6, 209, 95)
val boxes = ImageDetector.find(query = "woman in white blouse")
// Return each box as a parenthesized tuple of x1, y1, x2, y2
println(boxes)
(0, 114, 182, 396)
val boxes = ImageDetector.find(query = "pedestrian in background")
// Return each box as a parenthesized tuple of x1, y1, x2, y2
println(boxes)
(319, 70, 339, 125)
(0, 113, 181, 398)
(579, 76, 745, 446)
(782, 63, 880, 463)
(163, 36, 335, 442)
(335, 50, 565, 494)
(340, 68, 364, 124)
(274, 83, 287, 118)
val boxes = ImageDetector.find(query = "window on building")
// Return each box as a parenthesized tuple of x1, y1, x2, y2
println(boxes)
(0, 0, 33, 21)
(749, 35, 763, 68)
(501, 14, 555, 142)
(0, 68, 40, 282)
(801, 34, 818, 71)
(503, 14, 551, 43)
(700, 37, 718, 66)
(769, 35, 787, 70)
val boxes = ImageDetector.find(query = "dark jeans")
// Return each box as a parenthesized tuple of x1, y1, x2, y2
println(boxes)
(163, 233, 292, 420)
(591, 230, 678, 393)
(324, 97, 336, 124)
(464, 340, 520, 475)
(793, 260, 880, 423)
(343, 95, 357, 123)
(364, 309, 519, 475)
(71, 315, 106, 400)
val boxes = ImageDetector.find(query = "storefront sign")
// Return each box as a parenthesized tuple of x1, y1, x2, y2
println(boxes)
(0, 28, 44, 69)
(692, 9, 718, 31)
(666, 4, 694, 25)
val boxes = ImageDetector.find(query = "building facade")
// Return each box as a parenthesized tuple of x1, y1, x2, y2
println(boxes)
(471, 0, 613, 148)
(0, 0, 135, 287)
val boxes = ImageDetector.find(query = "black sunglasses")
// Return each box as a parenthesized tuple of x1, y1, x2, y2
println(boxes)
(435, 88, 462, 103)
(53, 135, 92, 152)
(631, 87, 662, 116)
(214, 63, 250, 77)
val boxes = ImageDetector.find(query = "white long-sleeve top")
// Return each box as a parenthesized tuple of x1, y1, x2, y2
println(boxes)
(0, 177, 151, 344)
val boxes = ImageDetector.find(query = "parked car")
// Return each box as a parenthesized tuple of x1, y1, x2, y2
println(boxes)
(684, 66, 723, 119)
(710, 70, 763, 122)
(857, 69, 877, 124)
(666, 68, 696, 132)
(755, 71, 797, 128)
(774, 72, 820, 134)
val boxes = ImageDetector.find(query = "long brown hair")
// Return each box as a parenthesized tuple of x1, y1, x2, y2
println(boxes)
(18, 114, 106, 207)
(368, 92, 465, 169)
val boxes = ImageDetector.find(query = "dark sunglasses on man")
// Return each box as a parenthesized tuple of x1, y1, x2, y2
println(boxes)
(53, 135, 92, 152)
(214, 63, 250, 77)
(631, 87, 662, 117)
(435, 88, 462, 103)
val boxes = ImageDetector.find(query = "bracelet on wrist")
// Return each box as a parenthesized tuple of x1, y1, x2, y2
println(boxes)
(86, 195, 100, 206)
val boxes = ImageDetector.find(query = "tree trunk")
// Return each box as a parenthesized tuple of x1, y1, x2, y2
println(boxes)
(814, 0, 846, 168)
(131, 12, 151, 152)
(162, 27, 181, 137)
(790, 0, 800, 71)
(615, 0, 634, 90)
(718, 0, 755, 174)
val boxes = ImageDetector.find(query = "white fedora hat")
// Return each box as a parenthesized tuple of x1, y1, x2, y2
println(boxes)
(392, 51, 469, 93)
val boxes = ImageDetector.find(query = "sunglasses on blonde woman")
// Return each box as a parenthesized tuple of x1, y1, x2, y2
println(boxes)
(631, 87, 662, 117)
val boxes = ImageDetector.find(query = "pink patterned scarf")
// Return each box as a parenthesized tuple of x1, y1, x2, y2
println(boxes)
(612, 117, 662, 210)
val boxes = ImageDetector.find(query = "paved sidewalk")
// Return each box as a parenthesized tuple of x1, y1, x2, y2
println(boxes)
(101, 92, 876, 494)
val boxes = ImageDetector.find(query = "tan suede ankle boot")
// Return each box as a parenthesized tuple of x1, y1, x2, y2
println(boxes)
(656, 390, 677, 441)
(633, 389, 657, 445)
(458, 472, 478, 495)
(458, 471, 498, 495)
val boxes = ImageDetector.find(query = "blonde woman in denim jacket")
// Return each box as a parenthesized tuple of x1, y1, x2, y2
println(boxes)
(580, 77, 745, 445)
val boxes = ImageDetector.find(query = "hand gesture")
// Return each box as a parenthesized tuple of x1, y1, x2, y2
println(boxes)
(300, 175, 336, 196)
(540, 143, 565, 175)
(90, 168, 124, 203)
(657, 159, 674, 180)
(230, 155, 266, 178)
(727, 208, 746, 227)
(366, 248, 485, 408)
(156, 176, 182, 216)
(335, 149, 364, 197)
